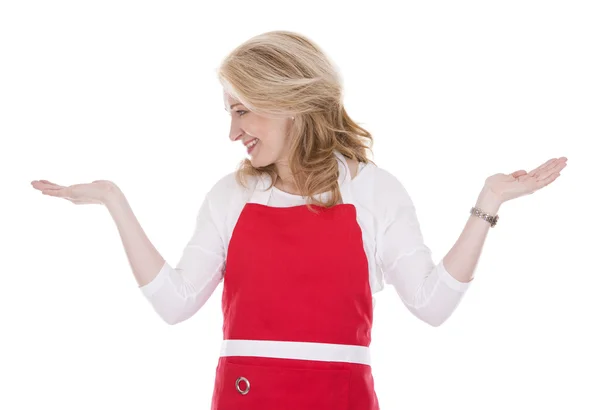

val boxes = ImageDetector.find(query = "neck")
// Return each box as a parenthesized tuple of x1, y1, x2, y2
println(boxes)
(274, 159, 299, 194)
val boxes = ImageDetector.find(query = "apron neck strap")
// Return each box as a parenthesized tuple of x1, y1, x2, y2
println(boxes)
(249, 150, 354, 206)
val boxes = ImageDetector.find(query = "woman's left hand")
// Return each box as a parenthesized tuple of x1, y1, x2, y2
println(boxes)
(484, 156, 568, 204)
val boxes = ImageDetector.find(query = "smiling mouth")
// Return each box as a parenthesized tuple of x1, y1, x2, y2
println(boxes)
(246, 138, 259, 154)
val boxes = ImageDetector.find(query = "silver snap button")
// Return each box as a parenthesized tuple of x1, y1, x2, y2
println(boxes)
(236, 376, 250, 395)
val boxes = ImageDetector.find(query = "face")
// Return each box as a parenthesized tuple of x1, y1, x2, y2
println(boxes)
(224, 91, 294, 168)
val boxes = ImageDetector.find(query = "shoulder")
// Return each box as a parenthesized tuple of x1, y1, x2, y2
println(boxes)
(350, 161, 417, 235)
(205, 170, 259, 209)
(354, 162, 414, 208)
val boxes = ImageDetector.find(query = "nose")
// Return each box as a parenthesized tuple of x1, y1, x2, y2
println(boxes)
(229, 120, 243, 143)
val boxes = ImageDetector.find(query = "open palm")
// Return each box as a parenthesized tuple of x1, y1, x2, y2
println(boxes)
(31, 179, 116, 205)
(485, 157, 568, 203)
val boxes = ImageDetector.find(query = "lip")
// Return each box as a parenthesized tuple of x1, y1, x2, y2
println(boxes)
(244, 138, 259, 154)
(243, 137, 259, 147)
(247, 139, 258, 154)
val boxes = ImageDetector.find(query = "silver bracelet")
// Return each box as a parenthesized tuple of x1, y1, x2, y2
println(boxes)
(470, 206, 499, 227)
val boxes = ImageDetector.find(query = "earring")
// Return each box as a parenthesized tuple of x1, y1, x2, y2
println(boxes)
(291, 116, 295, 121)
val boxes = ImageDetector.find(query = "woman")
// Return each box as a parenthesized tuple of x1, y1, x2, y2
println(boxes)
(31, 30, 567, 409)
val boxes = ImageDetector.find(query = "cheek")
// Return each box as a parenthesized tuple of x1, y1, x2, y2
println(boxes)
(267, 130, 289, 148)
(245, 119, 266, 138)
(256, 124, 287, 144)
(274, 121, 292, 141)
(246, 117, 290, 145)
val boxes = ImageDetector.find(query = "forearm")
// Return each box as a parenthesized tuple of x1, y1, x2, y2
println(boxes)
(442, 186, 503, 283)
(103, 185, 166, 288)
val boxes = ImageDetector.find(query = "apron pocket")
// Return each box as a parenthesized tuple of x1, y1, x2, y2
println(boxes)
(214, 359, 351, 410)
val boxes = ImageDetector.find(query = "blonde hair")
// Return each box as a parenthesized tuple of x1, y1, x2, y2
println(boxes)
(218, 30, 375, 209)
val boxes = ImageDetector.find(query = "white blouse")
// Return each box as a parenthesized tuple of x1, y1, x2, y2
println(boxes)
(140, 157, 473, 327)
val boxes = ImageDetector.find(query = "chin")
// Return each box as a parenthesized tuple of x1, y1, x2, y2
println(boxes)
(250, 157, 268, 168)
(249, 152, 275, 169)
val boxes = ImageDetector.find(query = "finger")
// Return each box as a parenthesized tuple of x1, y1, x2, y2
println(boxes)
(529, 158, 557, 178)
(41, 188, 65, 197)
(546, 158, 568, 174)
(511, 170, 527, 178)
(36, 180, 61, 187)
(536, 159, 567, 180)
(32, 180, 65, 190)
(533, 156, 568, 177)
(535, 171, 561, 189)
(41, 185, 71, 198)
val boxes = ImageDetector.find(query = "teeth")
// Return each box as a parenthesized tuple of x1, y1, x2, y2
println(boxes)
(247, 138, 258, 148)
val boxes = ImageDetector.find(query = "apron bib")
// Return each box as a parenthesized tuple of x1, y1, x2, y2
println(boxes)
(210, 151, 380, 410)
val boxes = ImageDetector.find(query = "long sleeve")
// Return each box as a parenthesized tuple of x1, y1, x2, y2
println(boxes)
(139, 192, 226, 325)
(377, 172, 472, 327)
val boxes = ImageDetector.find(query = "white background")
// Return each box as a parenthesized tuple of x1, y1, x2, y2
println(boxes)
(2, 0, 598, 408)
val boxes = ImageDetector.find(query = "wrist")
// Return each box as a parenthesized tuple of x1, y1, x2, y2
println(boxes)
(102, 183, 125, 208)
(475, 186, 502, 215)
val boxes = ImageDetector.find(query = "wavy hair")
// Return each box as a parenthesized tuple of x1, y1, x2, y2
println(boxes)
(217, 30, 375, 210)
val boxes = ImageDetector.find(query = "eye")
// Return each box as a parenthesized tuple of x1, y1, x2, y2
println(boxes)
(236, 110, 247, 117)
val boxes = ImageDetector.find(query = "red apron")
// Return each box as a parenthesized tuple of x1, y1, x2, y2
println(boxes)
(210, 152, 380, 410)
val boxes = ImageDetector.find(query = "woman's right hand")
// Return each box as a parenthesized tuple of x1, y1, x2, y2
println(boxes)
(31, 179, 118, 205)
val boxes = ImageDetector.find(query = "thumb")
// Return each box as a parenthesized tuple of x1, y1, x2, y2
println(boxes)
(511, 170, 527, 178)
